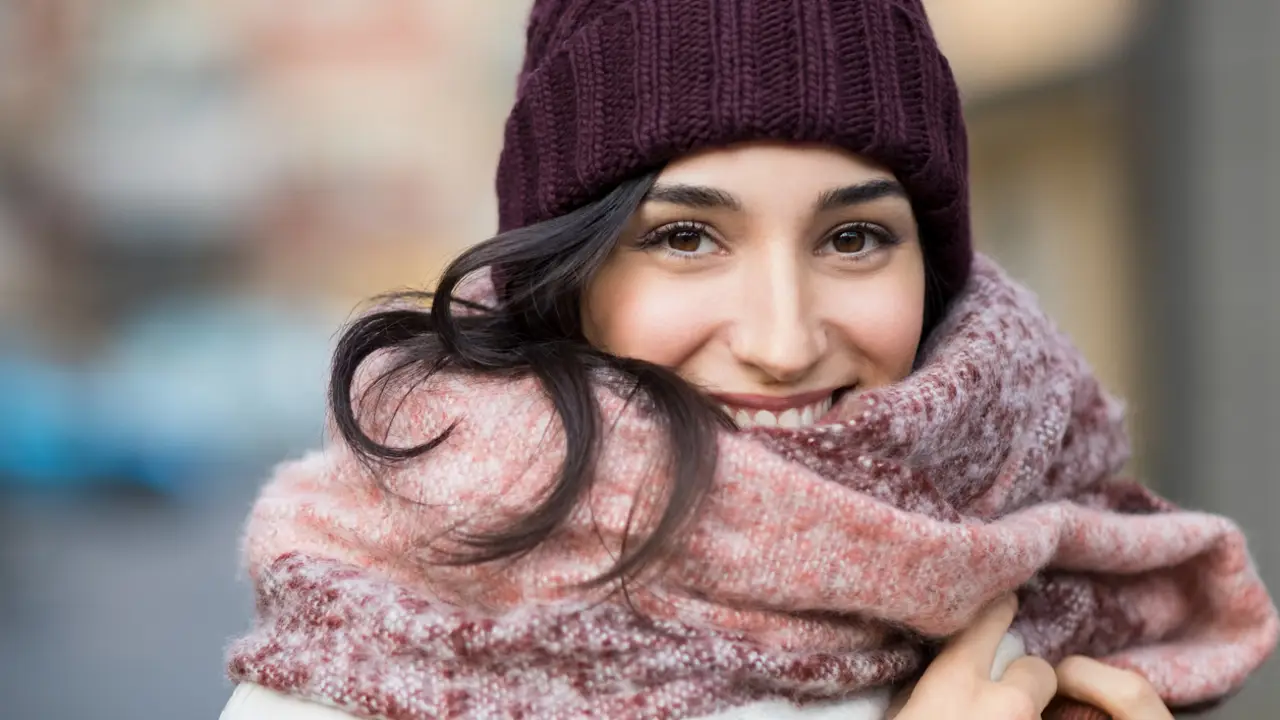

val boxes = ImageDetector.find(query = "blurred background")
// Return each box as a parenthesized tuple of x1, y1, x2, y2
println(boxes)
(0, 1, 1276, 717)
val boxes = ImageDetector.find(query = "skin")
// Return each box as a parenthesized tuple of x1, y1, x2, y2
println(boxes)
(1055, 656, 1176, 720)
(890, 597, 1176, 720)
(888, 596, 1059, 720)
(583, 141, 926, 418)
(581, 141, 1173, 717)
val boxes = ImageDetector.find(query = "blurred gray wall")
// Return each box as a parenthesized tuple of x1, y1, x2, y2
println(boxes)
(1133, 0, 1280, 716)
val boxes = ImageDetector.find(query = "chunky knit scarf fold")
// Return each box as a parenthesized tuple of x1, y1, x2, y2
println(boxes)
(228, 256, 1277, 719)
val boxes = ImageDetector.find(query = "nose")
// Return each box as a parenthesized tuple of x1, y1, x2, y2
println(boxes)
(730, 256, 827, 383)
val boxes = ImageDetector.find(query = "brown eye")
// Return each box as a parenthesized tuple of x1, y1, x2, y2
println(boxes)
(830, 227, 870, 254)
(666, 228, 707, 252)
(821, 223, 897, 259)
(642, 222, 718, 256)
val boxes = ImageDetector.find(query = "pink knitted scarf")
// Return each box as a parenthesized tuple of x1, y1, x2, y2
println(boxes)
(228, 256, 1277, 719)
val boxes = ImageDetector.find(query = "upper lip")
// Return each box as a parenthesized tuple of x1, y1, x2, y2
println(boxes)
(709, 388, 839, 411)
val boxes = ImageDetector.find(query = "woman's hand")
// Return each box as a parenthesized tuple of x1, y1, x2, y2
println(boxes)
(887, 595, 1058, 719)
(1055, 656, 1174, 720)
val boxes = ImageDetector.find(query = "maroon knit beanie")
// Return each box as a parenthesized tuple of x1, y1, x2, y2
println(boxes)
(495, 0, 972, 301)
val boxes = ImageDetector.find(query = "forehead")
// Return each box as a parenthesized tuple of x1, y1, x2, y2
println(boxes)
(655, 141, 899, 193)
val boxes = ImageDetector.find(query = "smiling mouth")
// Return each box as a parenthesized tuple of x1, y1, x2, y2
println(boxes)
(711, 388, 847, 429)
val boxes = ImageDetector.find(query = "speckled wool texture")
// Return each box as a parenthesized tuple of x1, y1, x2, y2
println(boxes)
(228, 256, 1277, 719)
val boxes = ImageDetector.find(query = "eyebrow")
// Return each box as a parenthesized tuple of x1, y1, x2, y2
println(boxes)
(643, 183, 742, 210)
(815, 179, 908, 212)
(642, 178, 907, 213)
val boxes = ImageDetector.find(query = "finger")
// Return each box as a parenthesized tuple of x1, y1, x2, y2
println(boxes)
(997, 655, 1058, 713)
(1056, 656, 1174, 720)
(933, 594, 1019, 674)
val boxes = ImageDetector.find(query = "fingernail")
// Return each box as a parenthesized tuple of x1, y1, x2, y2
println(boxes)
(989, 631, 1027, 681)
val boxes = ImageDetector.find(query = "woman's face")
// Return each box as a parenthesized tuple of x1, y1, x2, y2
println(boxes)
(583, 142, 926, 429)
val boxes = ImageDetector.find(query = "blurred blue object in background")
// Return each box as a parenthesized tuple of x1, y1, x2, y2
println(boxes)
(0, 299, 332, 497)
(0, 353, 104, 487)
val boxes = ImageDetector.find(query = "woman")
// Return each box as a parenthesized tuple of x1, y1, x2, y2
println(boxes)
(222, 1, 1277, 718)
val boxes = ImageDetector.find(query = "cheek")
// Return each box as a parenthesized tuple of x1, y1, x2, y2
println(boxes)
(582, 268, 720, 367)
(821, 270, 925, 384)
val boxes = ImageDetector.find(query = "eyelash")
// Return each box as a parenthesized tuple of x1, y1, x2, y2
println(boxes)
(820, 222, 902, 259)
(636, 221, 901, 262)
(636, 221, 718, 261)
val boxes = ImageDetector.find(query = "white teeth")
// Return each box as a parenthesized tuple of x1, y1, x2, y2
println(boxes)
(727, 396, 836, 429)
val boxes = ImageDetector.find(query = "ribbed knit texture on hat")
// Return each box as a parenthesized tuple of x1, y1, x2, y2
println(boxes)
(496, 0, 973, 299)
